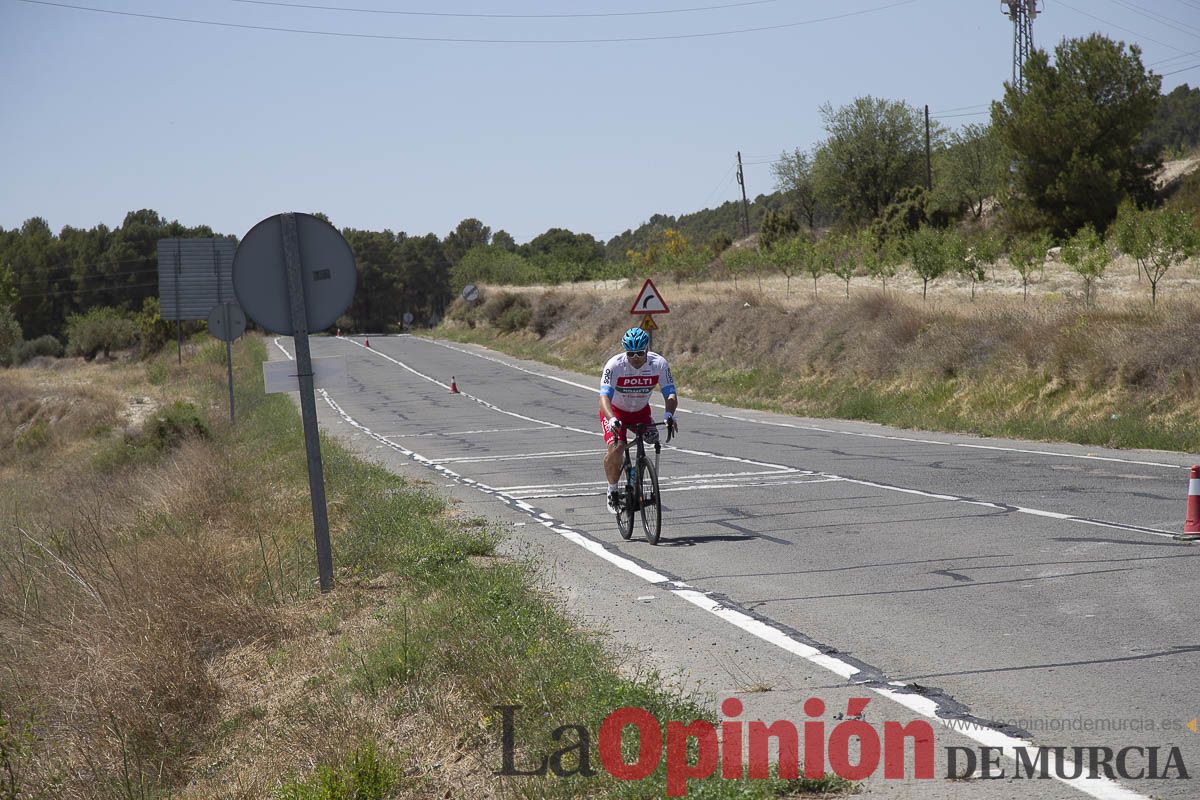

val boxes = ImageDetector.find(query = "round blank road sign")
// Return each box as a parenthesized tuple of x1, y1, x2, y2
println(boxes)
(208, 302, 246, 342)
(233, 213, 357, 335)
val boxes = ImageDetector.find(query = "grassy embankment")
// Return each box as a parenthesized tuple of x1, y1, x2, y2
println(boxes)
(439, 284, 1200, 453)
(0, 337, 850, 799)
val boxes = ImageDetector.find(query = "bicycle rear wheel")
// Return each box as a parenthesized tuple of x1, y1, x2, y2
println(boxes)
(616, 471, 636, 541)
(638, 455, 662, 544)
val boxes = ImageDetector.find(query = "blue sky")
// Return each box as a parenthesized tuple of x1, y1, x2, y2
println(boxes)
(3, 0, 1199, 244)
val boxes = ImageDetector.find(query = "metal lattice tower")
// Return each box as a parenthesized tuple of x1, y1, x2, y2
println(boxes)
(1001, 1, 1041, 90)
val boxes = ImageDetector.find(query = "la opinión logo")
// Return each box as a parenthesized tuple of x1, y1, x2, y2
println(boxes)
(495, 697, 935, 797)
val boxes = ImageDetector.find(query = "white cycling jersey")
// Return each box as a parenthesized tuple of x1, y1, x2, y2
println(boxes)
(599, 351, 677, 413)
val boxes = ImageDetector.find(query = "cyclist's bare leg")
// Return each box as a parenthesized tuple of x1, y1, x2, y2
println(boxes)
(603, 442, 624, 485)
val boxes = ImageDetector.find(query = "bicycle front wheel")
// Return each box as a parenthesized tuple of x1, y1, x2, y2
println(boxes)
(616, 477, 636, 541)
(638, 454, 662, 544)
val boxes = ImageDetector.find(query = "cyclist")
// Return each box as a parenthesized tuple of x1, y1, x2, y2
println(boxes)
(599, 327, 679, 513)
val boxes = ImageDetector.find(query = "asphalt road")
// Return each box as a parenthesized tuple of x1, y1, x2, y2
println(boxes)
(271, 333, 1199, 800)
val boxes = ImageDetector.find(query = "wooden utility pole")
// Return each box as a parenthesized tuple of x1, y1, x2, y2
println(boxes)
(925, 105, 933, 190)
(736, 152, 751, 237)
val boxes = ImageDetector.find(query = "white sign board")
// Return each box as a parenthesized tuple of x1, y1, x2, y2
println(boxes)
(629, 278, 670, 314)
(263, 356, 348, 394)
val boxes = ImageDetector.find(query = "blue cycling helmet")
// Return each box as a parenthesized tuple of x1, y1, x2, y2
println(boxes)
(622, 327, 650, 352)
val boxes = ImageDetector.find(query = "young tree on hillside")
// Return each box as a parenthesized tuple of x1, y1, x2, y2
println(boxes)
(771, 147, 821, 229)
(991, 34, 1161, 235)
(904, 226, 951, 300)
(722, 247, 760, 290)
(806, 237, 832, 300)
(813, 96, 935, 226)
(960, 230, 1002, 298)
(1110, 202, 1200, 306)
(1007, 234, 1053, 301)
(767, 234, 811, 297)
(825, 232, 857, 298)
(858, 229, 903, 291)
(1060, 224, 1110, 306)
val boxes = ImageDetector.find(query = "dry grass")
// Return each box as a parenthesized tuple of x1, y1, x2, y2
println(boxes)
(444, 274, 1200, 451)
(502, 250, 1200, 310)
(0, 346, 296, 798)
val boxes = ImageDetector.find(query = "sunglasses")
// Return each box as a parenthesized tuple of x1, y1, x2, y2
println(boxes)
(626, 350, 647, 358)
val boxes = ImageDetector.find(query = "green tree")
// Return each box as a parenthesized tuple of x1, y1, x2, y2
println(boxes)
(1110, 202, 1200, 305)
(443, 218, 491, 267)
(771, 147, 821, 229)
(806, 236, 832, 300)
(722, 247, 759, 290)
(1140, 83, 1200, 158)
(991, 34, 1161, 235)
(491, 229, 518, 252)
(858, 229, 903, 291)
(765, 234, 810, 297)
(962, 230, 1002, 297)
(522, 228, 605, 267)
(0, 304, 21, 367)
(824, 232, 857, 298)
(1008, 234, 1053, 301)
(903, 226, 951, 299)
(758, 208, 800, 252)
(936, 123, 1009, 220)
(813, 96, 933, 226)
(1060, 224, 1110, 305)
(451, 245, 537, 289)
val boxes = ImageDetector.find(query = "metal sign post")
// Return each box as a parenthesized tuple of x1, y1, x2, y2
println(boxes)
(233, 212, 356, 595)
(280, 213, 335, 593)
(207, 302, 246, 424)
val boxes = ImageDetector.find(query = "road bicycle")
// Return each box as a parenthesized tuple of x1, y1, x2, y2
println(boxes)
(613, 421, 673, 545)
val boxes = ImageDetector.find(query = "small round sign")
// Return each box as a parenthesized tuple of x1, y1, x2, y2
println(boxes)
(462, 283, 481, 303)
(207, 302, 246, 342)
(402, 312, 414, 325)
(233, 213, 357, 335)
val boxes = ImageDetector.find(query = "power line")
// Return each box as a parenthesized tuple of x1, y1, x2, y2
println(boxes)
(1106, 0, 1200, 40)
(1161, 60, 1200, 76)
(230, 0, 791, 19)
(10, 266, 160, 292)
(17, 279, 160, 301)
(16, 0, 919, 45)
(929, 103, 991, 114)
(1056, 0, 1192, 55)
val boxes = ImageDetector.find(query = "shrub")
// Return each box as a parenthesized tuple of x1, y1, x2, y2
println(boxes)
(148, 402, 210, 450)
(66, 307, 137, 360)
(12, 335, 64, 365)
(137, 297, 174, 357)
(0, 305, 20, 367)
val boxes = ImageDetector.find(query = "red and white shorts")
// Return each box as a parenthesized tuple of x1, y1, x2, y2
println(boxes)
(601, 406, 654, 447)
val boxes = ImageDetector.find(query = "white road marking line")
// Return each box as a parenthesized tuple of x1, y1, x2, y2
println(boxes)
(419, 337, 1187, 470)
(384, 425, 555, 438)
(495, 469, 801, 492)
(284, 337, 1183, 540)
(515, 477, 843, 500)
(276, 337, 1152, 800)
(332, 336, 795, 473)
(429, 449, 599, 465)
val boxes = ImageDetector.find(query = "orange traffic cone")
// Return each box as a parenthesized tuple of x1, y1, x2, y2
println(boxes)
(364, 337, 370, 348)
(449, 377, 459, 394)
(1182, 465, 1200, 540)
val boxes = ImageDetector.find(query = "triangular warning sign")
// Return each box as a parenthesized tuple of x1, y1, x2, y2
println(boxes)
(630, 278, 670, 315)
